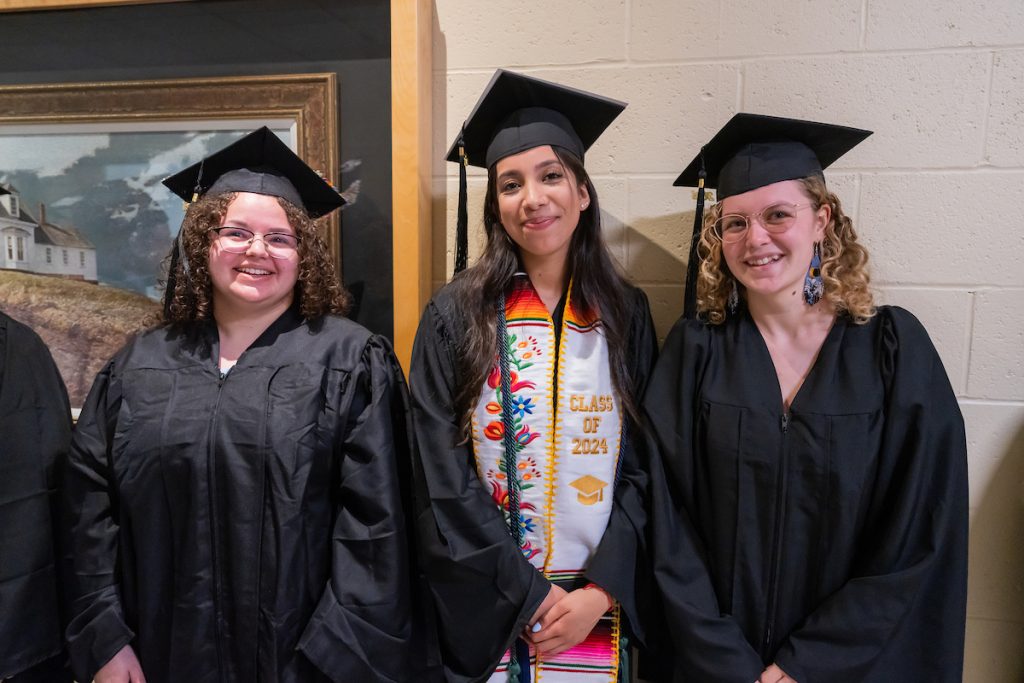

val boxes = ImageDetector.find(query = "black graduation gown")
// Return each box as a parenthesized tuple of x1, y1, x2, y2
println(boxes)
(62, 308, 423, 683)
(644, 305, 968, 682)
(408, 279, 658, 682)
(0, 311, 73, 681)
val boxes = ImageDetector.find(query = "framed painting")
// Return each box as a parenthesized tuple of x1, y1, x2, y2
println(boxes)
(0, 73, 338, 411)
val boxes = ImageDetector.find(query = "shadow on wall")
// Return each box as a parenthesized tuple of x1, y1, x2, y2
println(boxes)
(964, 417, 1024, 681)
(620, 211, 690, 341)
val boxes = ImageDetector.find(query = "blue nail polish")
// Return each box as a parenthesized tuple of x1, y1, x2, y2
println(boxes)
(531, 622, 542, 633)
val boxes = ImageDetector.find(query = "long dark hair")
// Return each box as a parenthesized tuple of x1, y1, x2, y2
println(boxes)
(451, 147, 640, 437)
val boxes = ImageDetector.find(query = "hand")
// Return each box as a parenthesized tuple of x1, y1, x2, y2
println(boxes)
(525, 586, 613, 656)
(528, 583, 568, 627)
(94, 644, 146, 683)
(759, 663, 797, 683)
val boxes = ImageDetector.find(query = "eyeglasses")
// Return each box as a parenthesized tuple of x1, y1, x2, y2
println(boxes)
(208, 227, 299, 259)
(713, 202, 813, 243)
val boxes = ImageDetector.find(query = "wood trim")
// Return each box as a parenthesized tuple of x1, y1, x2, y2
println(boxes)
(390, 0, 432, 372)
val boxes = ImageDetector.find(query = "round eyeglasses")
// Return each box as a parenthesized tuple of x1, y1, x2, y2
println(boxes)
(209, 227, 299, 259)
(713, 202, 812, 243)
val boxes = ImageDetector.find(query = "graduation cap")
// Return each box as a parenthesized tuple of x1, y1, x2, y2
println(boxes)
(162, 126, 345, 219)
(674, 113, 872, 318)
(569, 474, 608, 506)
(446, 69, 626, 274)
(160, 127, 344, 319)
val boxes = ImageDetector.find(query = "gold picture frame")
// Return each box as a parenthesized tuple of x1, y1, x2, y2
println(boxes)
(0, 73, 339, 409)
(0, 0, 433, 371)
(0, 73, 339, 256)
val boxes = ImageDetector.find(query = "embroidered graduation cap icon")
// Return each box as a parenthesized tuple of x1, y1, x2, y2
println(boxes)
(446, 69, 626, 274)
(569, 475, 608, 506)
(162, 126, 345, 219)
(674, 113, 872, 318)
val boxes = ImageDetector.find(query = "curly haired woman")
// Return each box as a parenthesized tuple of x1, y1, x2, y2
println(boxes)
(61, 128, 430, 683)
(644, 114, 968, 682)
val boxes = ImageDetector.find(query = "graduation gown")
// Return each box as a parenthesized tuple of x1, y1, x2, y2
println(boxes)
(0, 311, 73, 681)
(62, 308, 423, 683)
(409, 279, 658, 681)
(644, 305, 968, 682)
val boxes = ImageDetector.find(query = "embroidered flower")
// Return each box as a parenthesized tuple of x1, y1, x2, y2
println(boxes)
(489, 480, 508, 508)
(520, 516, 537, 533)
(484, 421, 504, 441)
(487, 366, 500, 389)
(515, 425, 540, 446)
(518, 340, 529, 349)
(512, 395, 534, 417)
(509, 371, 536, 393)
(522, 352, 533, 359)
(520, 540, 542, 561)
(485, 401, 501, 414)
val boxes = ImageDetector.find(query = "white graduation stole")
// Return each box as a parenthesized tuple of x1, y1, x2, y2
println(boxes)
(472, 275, 622, 681)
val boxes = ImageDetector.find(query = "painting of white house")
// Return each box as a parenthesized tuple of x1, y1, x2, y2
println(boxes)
(0, 123, 294, 408)
(1, 185, 98, 282)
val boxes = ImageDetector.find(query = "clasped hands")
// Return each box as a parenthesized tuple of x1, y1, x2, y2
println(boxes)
(522, 582, 614, 656)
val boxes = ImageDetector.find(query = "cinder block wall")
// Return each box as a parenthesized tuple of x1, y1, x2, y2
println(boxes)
(428, 1, 1024, 678)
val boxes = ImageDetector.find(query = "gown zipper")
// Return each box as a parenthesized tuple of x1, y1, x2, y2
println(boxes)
(762, 411, 790, 660)
(208, 367, 228, 680)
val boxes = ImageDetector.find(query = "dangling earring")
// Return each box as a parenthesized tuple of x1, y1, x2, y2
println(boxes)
(803, 242, 824, 306)
(727, 279, 739, 314)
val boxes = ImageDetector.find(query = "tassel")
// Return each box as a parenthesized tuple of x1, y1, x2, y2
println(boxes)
(618, 635, 630, 683)
(454, 129, 469, 275)
(683, 147, 707, 319)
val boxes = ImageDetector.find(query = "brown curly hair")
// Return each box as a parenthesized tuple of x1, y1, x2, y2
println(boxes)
(696, 175, 874, 325)
(161, 192, 350, 324)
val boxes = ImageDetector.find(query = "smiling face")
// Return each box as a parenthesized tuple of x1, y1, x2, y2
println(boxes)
(493, 145, 590, 268)
(720, 179, 830, 306)
(207, 192, 299, 319)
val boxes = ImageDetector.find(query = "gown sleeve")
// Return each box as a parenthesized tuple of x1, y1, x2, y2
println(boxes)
(62, 359, 135, 682)
(408, 297, 551, 682)
(584, 287, 659, 644)
(643, 318, 766, 682)
(297, 336, 422, 683)
(0, 317, 73, 681)
(772, 308, 969, 681)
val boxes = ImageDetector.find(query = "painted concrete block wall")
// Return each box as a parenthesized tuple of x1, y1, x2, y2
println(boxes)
(429, 0, 1024, 678)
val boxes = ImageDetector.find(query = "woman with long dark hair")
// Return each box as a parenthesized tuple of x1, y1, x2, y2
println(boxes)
(409, 70, 657, 682)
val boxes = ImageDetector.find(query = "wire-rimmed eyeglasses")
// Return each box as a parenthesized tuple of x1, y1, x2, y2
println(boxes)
(208, 227, 299, 259)
(713, 203, 813, 244)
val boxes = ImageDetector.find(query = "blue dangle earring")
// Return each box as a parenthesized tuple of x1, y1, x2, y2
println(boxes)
(727, 278, 739, 314)
(803, 242, 824, 306)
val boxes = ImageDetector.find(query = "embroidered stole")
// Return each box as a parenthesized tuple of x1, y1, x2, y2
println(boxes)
(472, 276, 622, 682)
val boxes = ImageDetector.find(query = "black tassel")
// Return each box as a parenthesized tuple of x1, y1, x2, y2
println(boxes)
(682, 148, 707, 320)
(454, 130, 469, 276)
(163, 235, 181, 320)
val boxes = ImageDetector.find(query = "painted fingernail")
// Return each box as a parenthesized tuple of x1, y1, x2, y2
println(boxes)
(531, 622, 542, 633)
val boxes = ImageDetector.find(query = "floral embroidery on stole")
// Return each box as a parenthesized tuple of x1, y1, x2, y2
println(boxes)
(472, 275, 622, 681)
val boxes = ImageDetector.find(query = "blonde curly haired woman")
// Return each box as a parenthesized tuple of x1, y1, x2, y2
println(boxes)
(643, 114, 968, 683)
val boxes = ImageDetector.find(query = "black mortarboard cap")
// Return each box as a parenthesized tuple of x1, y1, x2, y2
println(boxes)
(675, 113, 872, 318)
(446, 70, 626, 274)
(446, 69, 626, 169)
(674, 113, 872, 198)
(162, 126, 344, 219)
